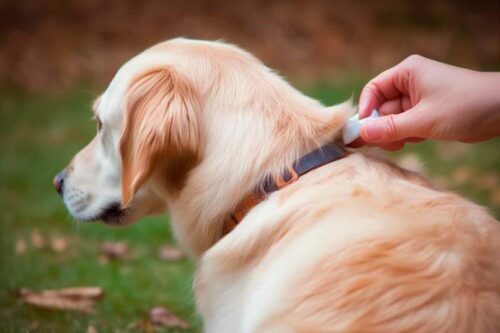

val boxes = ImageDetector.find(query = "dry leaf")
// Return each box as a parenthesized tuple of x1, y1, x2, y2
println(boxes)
(20, 292, 95, 313)
(149, 306, 191, 329)
(87, 325, 97, 333)
(18, 287, 104, 314)
(50, 236, 68, 253)
(100, 241, 129, 262)
(143, 319, 155, 333)
(158, 245, 186, 261)
(15, 239, 27, 255)
(20, 287, 104, 300)
(126, 318, 157, 333)
(398, 153, 425, 174)
(30, 229, 46, 248)
(451, 166, 474, 185)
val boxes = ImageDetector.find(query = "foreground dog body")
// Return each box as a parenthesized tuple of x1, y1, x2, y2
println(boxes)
(54, 38, 500, 332)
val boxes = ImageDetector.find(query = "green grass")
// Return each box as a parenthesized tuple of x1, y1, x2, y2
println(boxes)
(0, 88, 198, 332)
(0, 83, 498, 332)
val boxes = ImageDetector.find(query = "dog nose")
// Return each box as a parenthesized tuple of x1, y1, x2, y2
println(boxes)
(53, 169, 67, 195)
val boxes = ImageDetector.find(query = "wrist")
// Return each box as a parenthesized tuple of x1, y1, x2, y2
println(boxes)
(470, 72, 500, 139)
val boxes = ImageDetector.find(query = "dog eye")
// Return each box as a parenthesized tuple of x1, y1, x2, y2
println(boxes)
(95, 117, 103, 132)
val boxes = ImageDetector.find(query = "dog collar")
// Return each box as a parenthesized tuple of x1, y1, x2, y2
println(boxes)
(223, 142, 347, 234)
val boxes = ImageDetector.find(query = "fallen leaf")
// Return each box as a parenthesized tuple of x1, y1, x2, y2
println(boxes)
(126, 318, 157, 332)
(50, 236, 68, 253)
(21, 287, 104, 300)
(143, 318, 154, 333)
(30, 229, 46, 249)
(158, 245, 186, 261)
(15, 239, 27, 255)
(86, 325, 97, 333)
(398, 153, 425, 174)
(20, 292, 94, 313)
(18, 287, 104, 314)
(100, 241, 129, 263)
(451, 166, 474, 185)
(149, 306, 191, 329)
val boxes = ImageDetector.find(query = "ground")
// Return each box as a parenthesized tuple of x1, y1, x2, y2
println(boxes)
(0, 81, 498, 332)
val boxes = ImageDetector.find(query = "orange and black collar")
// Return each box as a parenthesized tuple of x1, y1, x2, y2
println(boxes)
(223, 142, 347, 234)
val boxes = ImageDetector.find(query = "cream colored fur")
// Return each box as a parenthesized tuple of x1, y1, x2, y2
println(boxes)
(60, 38, 500, 332)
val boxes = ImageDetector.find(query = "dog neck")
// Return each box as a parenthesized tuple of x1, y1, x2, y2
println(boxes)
(222, 142, 347, 234)
(168, 91, 354, 257)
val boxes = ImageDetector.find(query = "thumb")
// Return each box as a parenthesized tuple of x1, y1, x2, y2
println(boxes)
(360, 109, 423, 143)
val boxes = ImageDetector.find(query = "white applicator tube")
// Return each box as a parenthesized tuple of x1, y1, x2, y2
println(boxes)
(342, 109, 380, 145)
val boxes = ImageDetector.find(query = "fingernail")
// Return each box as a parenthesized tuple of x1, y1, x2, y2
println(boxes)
(362, 120, 383, 141)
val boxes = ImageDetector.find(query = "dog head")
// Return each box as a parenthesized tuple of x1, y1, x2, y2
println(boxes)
(53, 39, 208, 225)
(54, 38, 351, 246)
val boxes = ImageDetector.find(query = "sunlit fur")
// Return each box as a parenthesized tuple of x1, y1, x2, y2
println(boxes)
(63, 38, 500, 332)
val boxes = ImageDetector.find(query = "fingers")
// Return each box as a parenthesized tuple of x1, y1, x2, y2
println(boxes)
(346, 134, 422, 151)
(378, 98, 404, 116)
(346, 137, 365, 148)
(355, 55, 430, 150)
(359, 60, 413, 118)
(378, 140, 406, 151)
(346, 137, 408, 151)
(358, 84, 383, 118)
(405, 137, 425, 143)
(360, 109, 422, 143)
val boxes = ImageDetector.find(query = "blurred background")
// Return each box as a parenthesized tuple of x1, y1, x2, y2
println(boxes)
(1, 0, 499, 90)
(1, 1, 499, 332)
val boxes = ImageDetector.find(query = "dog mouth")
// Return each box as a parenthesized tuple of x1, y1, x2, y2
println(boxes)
(97, 202, 127, 225)
(75, 202, 126, 225)
(60, 185, 127, 225)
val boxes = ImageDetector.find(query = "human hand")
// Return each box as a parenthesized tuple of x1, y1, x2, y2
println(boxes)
(356, 55, 500, 150)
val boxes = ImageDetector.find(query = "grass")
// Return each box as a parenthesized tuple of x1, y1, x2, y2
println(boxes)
(0, 82, 498, 332)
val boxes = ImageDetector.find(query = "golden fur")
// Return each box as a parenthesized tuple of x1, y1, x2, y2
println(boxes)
(121, 67, 202, 205)
(62, 38, 500, 332)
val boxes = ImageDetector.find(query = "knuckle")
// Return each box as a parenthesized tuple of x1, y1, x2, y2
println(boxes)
(405, 54, 423, 64)
(363, 82, 383, 104)
(403, 54, 425, 72)
(362, 82, 377, 95)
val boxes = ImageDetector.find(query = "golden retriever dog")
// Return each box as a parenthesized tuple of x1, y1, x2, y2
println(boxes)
(53, 38, 500, 332)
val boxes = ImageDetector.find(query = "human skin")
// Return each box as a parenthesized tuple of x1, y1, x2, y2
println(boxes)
(355, 55, 500, 151)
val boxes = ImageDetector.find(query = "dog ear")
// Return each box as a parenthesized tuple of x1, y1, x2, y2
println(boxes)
(119, 68, 201, 207)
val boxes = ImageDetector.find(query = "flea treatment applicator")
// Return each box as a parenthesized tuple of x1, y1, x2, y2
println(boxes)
(342, 109, 379, 145)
